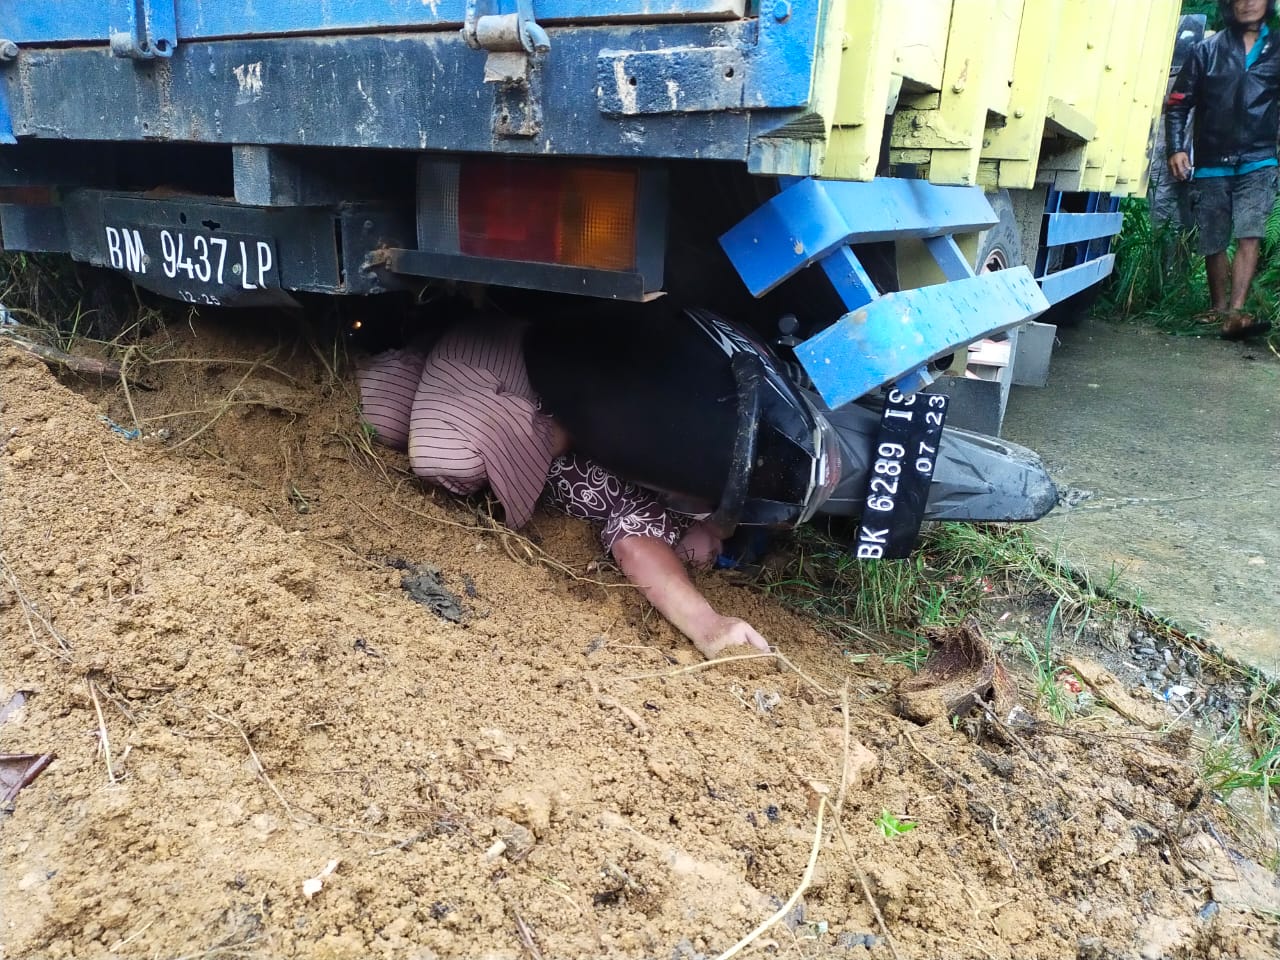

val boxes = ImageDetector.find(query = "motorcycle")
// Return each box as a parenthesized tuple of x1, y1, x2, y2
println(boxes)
(523, 306, 1057, 555)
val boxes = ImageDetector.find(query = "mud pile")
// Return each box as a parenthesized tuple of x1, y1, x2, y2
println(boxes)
(1, 317, 1276, 959)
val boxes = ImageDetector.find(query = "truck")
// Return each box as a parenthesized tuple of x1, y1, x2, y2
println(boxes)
(0, 1, 1181, 553)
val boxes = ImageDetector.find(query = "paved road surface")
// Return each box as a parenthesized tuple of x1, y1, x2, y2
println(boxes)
(1002, 319, 1280, 675)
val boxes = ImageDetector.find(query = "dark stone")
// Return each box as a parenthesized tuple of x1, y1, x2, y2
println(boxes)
(836, 932, 879, 950)
(400, 564, 463, 622)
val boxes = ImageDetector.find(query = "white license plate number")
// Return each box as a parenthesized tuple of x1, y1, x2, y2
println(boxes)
(855, 388, 948, 560)
(103, 225, 278, 304)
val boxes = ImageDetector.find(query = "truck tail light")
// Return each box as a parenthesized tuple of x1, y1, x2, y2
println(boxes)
(412, 155, 664, 299)
(456, 159, 637, 271)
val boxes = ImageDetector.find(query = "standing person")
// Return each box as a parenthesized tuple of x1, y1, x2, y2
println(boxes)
(1166, 0, 1280, 340)
(355, 315, 770, 660)
(1151, 15, 1207, 272)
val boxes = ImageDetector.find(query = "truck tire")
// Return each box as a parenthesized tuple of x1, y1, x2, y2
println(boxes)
(1039, 283, 1101, 328)
(975, 189, 1023, 273)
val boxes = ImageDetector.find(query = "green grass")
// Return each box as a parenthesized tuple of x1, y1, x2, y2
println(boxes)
(1007, 598, 1074, 724)
(764, 520, 1280, 821)
(1203, 680, 1280, 807)
(883, 635, 931, 671)
(1098, 197, 1207, 331)
(1, 251, 164, 355)
(761, 522, 1105, 673)
(1099, 193, 1280, 349)
(1, 252, 83, 333)
(1211, 742, 1279, 797)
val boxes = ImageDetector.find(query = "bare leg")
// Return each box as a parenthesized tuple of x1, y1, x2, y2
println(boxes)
(1228, 237, 1261, 311)
(1205, 250, 1231, 312)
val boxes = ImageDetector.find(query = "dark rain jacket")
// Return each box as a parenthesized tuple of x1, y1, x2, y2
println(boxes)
(1166, 25, 1280, 168)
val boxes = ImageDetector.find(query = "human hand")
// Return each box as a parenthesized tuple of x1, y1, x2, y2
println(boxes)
(693, 615, 769, 659)
(676, 521, 723, 569)
(1168, 152, 1192, 182)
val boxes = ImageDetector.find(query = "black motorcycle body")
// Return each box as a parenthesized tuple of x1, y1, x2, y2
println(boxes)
(524, 306, 1057, 536)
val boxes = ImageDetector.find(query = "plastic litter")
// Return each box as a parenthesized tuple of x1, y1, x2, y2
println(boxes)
(98, 415, 141, 441)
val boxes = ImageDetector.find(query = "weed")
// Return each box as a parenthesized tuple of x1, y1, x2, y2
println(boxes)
(1006, 598, 1073, 724)
(288, 485, 313, 515)
(1, 253, 81, 337)
(1227, 678, 1280, 803)
(883, 632, 930, 671)
(874, 810, 916, 839)
(1200, 676, 1280, 811)
(1, 252, 165, 357)
(1245, 193, 1280, 338)
(760, 521, 1110, 667)
(1264, 848, 1280, 874)
(1099, 193, 1280, 350)
(1099, 197, 1206, 327)
(1214, 743, 1279, 797)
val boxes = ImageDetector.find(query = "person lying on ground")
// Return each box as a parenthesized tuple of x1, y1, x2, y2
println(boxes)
(355, 314, 770, 660)
(1166, 0, 1280, 340)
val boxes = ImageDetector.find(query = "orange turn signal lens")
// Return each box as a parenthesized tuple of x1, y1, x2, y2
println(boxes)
(558, 167, 637, 271)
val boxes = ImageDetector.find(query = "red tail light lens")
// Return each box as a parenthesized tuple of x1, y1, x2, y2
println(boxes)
(457, 158, 638, 271)
(458, 160, 561, 262)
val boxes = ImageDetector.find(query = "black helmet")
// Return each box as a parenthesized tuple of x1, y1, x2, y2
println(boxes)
(1219, 0, 1278, 27)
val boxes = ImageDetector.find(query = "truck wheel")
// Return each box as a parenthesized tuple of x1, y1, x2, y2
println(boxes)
(975, 189, 1022, 274)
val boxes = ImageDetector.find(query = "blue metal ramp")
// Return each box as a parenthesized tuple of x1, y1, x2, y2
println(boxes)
(720, 177, 1050, 410)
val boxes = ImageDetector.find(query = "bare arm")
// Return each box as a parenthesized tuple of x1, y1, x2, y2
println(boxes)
(543, 454, 767, 658)
(612, 534, 768, 659)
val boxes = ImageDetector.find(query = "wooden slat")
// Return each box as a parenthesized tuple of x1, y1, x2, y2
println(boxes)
(983, 0, 1026, 118)
(983, 0, 1065, 189)
(1049, 0, 1113, 117)
(892, 0, 952, 91)
(1113, 0, 1181, 196)
(1076, 0, 1144, 191)
(807, 0, 852, 140)
(823, 0, 897, 180)
(1041, 0, 1113, 190)
(1044, 97, 1098, 141)
(889, 1, 1001, 185)
(921, 0, 1003, 184)
(825, 0, 1177, 192)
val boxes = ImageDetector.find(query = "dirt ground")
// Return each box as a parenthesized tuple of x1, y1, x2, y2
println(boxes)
(2, 313, 1278, 960)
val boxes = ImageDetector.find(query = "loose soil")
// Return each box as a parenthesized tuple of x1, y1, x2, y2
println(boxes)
(2, 314, 1278, 960)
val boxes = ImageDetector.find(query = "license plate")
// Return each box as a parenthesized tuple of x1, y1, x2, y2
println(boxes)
(854, 388, 949, 560)
(103, 224, 278, 305)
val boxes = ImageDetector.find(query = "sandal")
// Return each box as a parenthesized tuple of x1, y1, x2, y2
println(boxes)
(1193, 309, 1226, 325)
(1219, 311, 1273, 341)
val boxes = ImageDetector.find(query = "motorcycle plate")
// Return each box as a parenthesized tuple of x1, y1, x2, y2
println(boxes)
(854, 389, 949, 559)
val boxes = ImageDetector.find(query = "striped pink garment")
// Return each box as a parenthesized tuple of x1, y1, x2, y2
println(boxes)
(355, 319, 556, 528)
